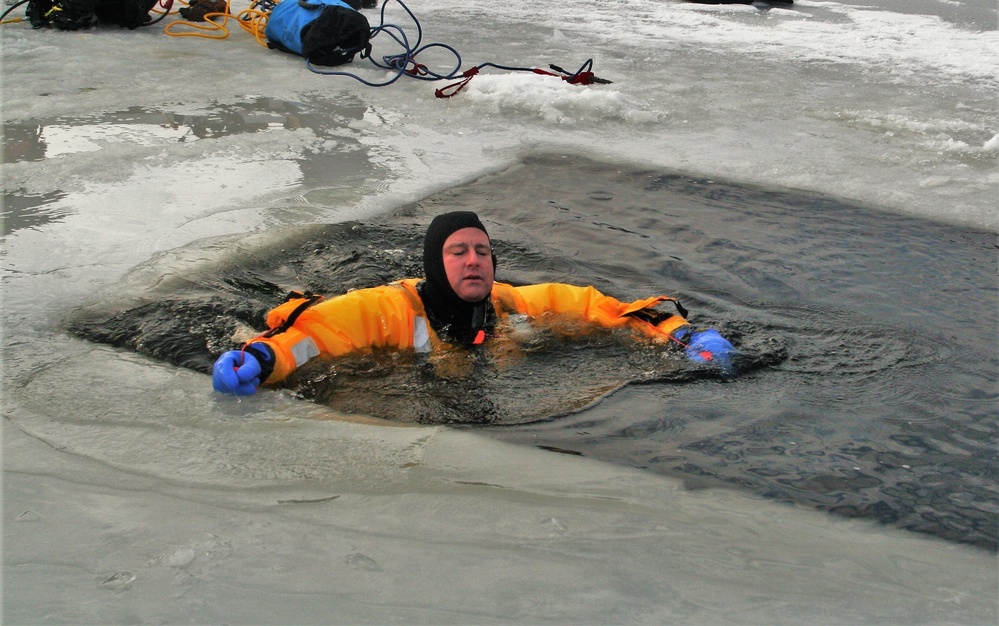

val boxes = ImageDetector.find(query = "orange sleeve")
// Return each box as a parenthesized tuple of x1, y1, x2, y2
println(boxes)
(506, 283, 688, 339)
(257, 283, 420, 384)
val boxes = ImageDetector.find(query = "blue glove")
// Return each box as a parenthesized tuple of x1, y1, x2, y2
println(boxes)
(678, 328, 737, 376)
(213, 347, 266, 395)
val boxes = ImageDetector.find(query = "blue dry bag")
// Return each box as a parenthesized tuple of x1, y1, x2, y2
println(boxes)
(265, 0, 371, 67)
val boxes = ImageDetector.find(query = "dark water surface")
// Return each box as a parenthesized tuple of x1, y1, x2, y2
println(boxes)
(69, 154, 998, 550)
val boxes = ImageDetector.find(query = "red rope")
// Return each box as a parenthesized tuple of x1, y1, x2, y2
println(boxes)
(435, 66, 480, 98)
(435, 63, 603, 98)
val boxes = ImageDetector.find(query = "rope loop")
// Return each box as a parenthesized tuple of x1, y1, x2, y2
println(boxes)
(434, 65, 478, 98)
(307, 0, 463, 87)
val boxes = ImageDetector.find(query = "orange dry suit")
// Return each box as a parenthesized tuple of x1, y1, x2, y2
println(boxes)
(249, 278, 690, 385)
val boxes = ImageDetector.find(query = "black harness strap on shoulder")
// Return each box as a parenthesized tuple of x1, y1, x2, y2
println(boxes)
(263, 291, 324, 338)
(625, 299, 689, 325)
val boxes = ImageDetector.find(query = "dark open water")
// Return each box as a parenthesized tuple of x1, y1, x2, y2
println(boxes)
(69, 154, 998, 551)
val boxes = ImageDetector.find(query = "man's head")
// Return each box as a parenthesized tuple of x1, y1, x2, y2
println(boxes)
(423, 211, 495, 303)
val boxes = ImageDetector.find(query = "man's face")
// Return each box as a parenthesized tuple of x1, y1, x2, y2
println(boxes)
(442, 227, 494, 302)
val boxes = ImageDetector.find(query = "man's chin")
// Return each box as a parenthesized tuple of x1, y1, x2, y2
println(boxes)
(456, 281, 492, 302)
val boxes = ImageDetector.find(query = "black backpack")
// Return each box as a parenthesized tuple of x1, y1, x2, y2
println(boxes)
(27, 0, 159, 30)
(302, 4, 370, 66)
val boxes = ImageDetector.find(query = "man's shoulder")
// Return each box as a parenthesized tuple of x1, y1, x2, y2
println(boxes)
(388, 278, 422, 291)
(297, 280, 421, 312)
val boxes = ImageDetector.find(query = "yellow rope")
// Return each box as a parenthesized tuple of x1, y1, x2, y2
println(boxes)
(163, 0, 269, 45)
(236, 7, 269, 46)
(0, 0, 266, 39)
(164, 1, 230, 38)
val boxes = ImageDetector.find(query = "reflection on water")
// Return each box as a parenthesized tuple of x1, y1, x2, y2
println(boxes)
(2, 99, 324, 165)
(66, 154, 997, 550)
(2, 189, 69, 237)
(1, 94, 384, 236)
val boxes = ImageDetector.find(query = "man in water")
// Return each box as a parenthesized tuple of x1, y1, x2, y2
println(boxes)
(212, 211, 736, 395)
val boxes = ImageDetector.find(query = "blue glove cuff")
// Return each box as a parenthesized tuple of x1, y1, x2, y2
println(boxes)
(241, 343, 275, 384)
(673, 326, 693, 342)
(683, 328, 738, 377)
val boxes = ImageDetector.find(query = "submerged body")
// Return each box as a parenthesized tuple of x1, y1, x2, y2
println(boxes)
(213, 211, 735, 395)
(247, 278, 691, 384)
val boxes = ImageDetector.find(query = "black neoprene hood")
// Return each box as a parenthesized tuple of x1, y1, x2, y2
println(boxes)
(419, 211, 495, 343)
(422, 211, 491, 304)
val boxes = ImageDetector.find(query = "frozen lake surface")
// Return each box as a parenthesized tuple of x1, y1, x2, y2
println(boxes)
(3, 0, 997, 622)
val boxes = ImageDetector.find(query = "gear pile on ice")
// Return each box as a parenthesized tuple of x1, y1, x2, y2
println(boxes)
(10, 0, 612, 99)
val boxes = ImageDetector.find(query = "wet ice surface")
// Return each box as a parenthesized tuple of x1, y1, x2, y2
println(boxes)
(2, 96, 390, 235)
(3, 1, 997, 229)
(3, 0, 998, 621)
(7, 420, 996, 625)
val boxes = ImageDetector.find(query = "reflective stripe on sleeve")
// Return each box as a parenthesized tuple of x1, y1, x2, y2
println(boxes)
(290, 336, 321, 367)
(413, 316, 431, 353)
